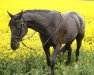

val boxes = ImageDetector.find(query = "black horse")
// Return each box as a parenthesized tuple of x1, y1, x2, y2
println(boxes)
(8, 10, 85, 75)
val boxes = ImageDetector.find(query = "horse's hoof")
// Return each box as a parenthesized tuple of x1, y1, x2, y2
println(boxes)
(47, 62, 50, 67)
(76, 58, 78, 62)
(42, 65, 45, 70)
(65, 61, 70, 66)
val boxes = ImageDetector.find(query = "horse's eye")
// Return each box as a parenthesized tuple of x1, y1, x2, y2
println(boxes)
(16, 26, 21, 29)
(15, 20, 21, 22)
(15, 21, 17, 23)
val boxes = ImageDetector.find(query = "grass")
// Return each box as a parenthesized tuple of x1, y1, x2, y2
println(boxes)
(0, 0, 94, 75)
(0, 50, 94, 75)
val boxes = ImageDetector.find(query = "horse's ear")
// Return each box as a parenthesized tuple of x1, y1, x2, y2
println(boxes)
(18, 10, 23, 19)
(7, 11, 14, 18)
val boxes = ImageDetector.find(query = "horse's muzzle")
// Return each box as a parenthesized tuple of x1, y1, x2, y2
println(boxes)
(11, 39, 19, 50)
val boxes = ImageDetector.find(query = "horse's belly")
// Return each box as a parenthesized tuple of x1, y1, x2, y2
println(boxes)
(62, 28, 78, 43)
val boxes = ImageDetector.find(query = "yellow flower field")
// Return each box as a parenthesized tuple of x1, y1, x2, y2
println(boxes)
(0, 0, 94, 57)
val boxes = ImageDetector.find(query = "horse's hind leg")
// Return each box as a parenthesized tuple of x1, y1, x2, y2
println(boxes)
(60, 43, 72, 65)
(60, 45, 67, 53)
(65, 43, 72, 65)
(76, 34, 84, 61)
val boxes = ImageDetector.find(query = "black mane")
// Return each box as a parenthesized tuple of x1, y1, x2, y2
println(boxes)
(24, 9, 52, 13)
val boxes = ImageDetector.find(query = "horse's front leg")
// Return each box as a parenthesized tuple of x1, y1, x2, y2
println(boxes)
(50, 44, 61, 75)
(39, 35, 51, 66)
(43, 45, 50, 66)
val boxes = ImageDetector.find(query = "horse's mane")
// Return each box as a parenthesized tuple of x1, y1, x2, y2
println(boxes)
(24, 9, 52, 13)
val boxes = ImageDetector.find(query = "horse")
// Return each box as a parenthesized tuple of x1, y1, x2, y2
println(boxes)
(7, 10, 85, 75)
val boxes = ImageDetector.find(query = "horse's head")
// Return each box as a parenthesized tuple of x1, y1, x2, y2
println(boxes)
(8, 11, 28, 50)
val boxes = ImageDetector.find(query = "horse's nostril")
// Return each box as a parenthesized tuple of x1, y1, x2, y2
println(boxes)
(11, 41, 19, 50)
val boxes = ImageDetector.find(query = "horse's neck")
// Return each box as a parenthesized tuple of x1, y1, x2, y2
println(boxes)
(24, 13, 49, 36)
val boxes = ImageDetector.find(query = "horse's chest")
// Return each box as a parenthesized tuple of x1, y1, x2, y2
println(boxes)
(39, 34, 56, 47)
